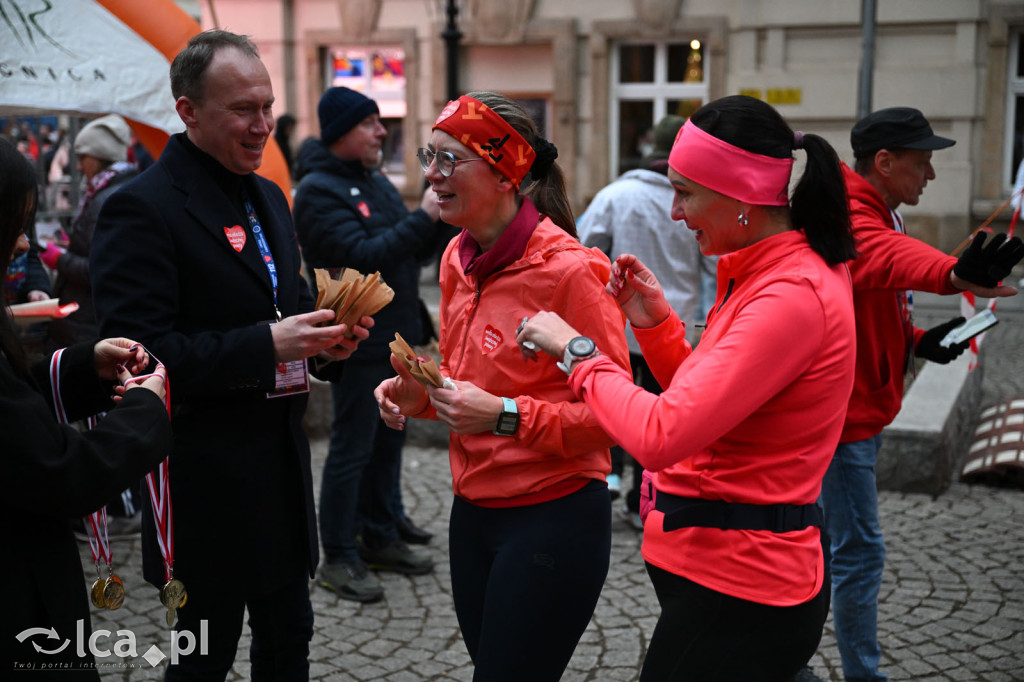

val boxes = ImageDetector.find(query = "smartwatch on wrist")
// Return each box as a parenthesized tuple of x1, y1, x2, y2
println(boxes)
(494, 397, 520, 436)
(557, 336, 599, 375)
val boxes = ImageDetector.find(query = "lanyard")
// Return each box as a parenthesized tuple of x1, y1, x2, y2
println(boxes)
(242, 191, 281, 320)
(891, 209, 916, 373)
(122, 347, 175, 583)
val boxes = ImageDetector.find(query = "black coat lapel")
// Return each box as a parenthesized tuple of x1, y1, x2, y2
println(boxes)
(162, 138, 275, 295)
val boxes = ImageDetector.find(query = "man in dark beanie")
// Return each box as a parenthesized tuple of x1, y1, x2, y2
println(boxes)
(294, 86, 442, 602)
(316, 87, 380, 148)
(815, 107, 1024, 682)
(576, 114, 717, 529)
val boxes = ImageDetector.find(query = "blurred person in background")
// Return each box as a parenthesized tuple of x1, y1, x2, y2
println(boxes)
(577, 113, 717, 529)
(39, 114, 143, 536)
(294, 87, 441, 603)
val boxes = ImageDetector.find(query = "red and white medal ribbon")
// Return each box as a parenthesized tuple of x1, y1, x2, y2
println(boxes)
(50, 344, 176, 582)
(86, 506, 113, 572)
(123, 348, 175, 583)
(49, 351, 112, 573)
(49, 348, 69, 424)
(145, 458, 175, 582)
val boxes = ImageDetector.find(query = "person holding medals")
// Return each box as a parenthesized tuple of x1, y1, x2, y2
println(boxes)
(517, 95, 859, 680)
(89, 31, 368, 679)
(374, 92, 630, 681)
(1, 137, 171, 677)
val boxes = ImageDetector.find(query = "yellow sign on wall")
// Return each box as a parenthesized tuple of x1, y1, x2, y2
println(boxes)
(766, 88, 802, 105)
(737, 88, 803, 105)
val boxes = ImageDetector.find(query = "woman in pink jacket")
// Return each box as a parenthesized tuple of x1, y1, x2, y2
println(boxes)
(520, 95, 858, 681)
(374, 92, 629, 681)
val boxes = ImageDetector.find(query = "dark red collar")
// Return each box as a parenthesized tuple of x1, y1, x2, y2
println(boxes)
(458, 197, 540, 281)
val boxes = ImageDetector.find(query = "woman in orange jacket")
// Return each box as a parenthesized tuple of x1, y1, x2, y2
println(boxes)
(519, 95, 859, 681)
(374, 92, 629, 681)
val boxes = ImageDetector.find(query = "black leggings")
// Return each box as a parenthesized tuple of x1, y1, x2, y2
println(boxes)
(449, 479, 611, 682)
(640, 563, 830, 682)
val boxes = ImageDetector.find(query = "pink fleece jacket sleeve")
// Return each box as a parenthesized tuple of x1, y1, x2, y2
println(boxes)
(569, 278, 828, 472)
(632, 311, 690, 390)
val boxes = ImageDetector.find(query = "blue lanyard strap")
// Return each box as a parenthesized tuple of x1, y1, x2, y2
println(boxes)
(242, 191, 280, 319)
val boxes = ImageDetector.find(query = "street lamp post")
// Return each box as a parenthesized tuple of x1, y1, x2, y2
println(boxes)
(441, 0, 462, 101)
(858, 0, 877, 120)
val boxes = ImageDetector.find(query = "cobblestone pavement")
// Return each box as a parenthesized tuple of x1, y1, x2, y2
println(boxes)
(83, 442, 1024, 681)
(81, 287, 1024, 681)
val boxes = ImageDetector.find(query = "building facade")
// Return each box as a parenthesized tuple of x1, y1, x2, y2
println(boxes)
(201, 0, 1024, 250)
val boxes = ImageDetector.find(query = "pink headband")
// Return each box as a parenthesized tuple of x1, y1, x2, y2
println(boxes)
(432, 95, 535, 189)
(668, 119, 793, 206)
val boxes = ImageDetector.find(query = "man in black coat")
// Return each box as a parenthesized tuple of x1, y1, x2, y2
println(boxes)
(90, 30, 366, 679)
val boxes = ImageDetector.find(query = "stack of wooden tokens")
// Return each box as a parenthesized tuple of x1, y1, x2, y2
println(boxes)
(314, 268, 395, 333)
(389, 333, 448, 388)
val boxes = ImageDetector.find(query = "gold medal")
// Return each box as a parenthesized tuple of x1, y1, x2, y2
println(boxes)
(160, 578, 186, 627)
(102, 575, 125, 610)
(160, 578, 187, 609)
(90, 578, 106, 609)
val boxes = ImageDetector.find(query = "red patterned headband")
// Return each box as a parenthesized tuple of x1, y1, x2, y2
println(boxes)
(668, 119, 793, 206)
(432, 95, 536, 189)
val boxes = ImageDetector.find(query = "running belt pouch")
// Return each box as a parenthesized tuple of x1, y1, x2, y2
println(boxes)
(655, 493, 822, 533)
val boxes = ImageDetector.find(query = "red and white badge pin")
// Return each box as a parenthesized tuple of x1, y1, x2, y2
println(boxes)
(482, 325, 502, 354)
(224, 225, 246, 252)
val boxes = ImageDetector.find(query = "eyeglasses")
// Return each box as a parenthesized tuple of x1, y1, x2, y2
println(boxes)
(417, 148, 483, 177)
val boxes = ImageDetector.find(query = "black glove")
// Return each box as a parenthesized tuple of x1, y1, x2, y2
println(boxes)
(915, 316, 969, 364)
(953, 232, 1024, 288)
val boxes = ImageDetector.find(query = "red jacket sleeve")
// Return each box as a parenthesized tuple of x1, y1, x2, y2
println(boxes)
(515, 255, 631, 456)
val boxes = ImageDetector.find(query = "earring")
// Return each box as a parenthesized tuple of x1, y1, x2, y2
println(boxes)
(737, 211, 749, 226)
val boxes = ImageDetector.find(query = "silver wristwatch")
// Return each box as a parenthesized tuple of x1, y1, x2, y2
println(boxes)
(557, 336, 598, 375)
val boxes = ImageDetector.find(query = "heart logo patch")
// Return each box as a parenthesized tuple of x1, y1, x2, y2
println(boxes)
(482, 325, 502, 354)
(224, 225, 246, 252)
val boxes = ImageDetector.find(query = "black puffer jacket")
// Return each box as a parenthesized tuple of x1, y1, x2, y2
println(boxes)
(293, 139, 440, 359)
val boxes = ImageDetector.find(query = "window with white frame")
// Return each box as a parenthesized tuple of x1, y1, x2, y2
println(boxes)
(1006, 29, 1024, 194)
(611, 39, 708, 178)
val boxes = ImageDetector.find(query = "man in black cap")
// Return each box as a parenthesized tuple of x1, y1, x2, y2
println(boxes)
(817, 107, 1024, 682)
(293, 87, 441, 602)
